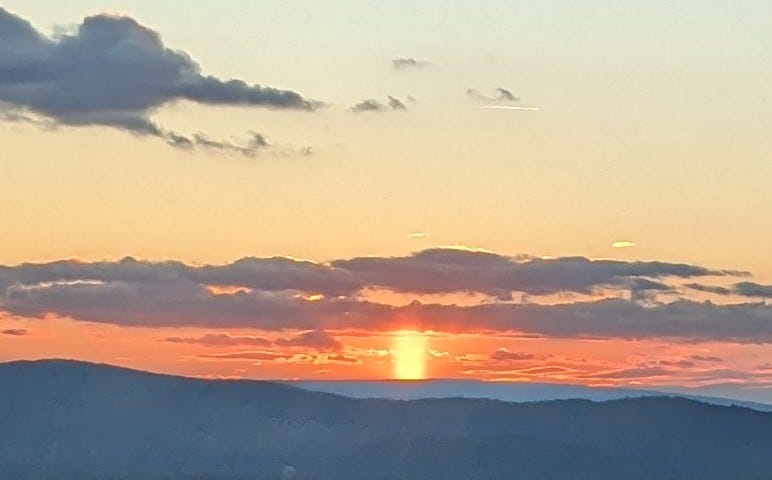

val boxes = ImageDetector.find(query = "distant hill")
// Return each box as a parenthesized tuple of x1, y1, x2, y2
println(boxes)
(292, 379, 772, 412)
(2, 359, 771, 480)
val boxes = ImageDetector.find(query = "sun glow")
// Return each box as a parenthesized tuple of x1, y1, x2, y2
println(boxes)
(392, 330, 428, 379)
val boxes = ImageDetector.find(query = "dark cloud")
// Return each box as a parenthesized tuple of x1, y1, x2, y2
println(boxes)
(332, 248, 732, 298)
(392, 58, 428, 70)
(1, 328, 27, 336)
(494, 87, 519, 102)
(323, 354, 361, 364)
(658, 359, 696, 369)
(161, 333, 272, 347)
(685, 283, 733, 295)
(0, 255, 359, 297)
(0, 8, 319, 153)
(0, 248, 733, 302)
(198, 351, 292, 361)
(467, 87, 520, 103)
(1, 250, 770, 342)
(350, 99, 386, 113)
(275, 330, 342, 351)
(586, 367, 670, 380)
(351, 96, 408, 113)
(734, 282, 772, 299)
(387, 96, 407, 110)
(686, 281, 772, 299)
(490, 348, 535, 361)
(689, 355, 723, 363)
(630, 277, 676, 301)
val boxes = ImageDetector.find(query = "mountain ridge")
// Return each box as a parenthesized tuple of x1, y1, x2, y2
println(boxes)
(2, 359, 771, 480)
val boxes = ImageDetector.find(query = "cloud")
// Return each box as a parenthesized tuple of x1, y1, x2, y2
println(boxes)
(467, 87, 520, 103)
(350, 99, 385, 113)
(167, 131, 271, 157)
(0, 248, 734, 302)
(490, 348, 535, 361)
(198, 351, 292, 361)
(586, 367, 670, 380)
(612, 241, 637, 248)
(161, 333, 272, 347)
(0, 8, 319, 153)
(630, 277, 676, 301)
(407, 232, 429, 239)
(734, 282, 772, 299)
(1, 250, 770, 342)
(350, 96, 408, 113)
(689, 354, 723, 363)
(387, 96, 407, 110)
(494, 87, 518, 102)
(275, 330, 342, 351)
(318, 353, 360, 364)
(331, 248, 734, 298)
(1, 328, 27, 336)
(392, 58, 428, 70)
(0, 255, 359, 297)
(686, 281, 772, 298)
(685, 283, 733, 295)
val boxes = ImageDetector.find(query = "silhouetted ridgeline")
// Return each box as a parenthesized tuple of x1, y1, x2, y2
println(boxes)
(1, 360, 771, 480)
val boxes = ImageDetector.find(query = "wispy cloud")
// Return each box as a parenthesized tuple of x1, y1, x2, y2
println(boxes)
(351, 96, 409, 113)
(1, 328, 27, 336)
(467, 87, 521, 103)
(392, 57, 429, 70)
(162, 333, 272, 347)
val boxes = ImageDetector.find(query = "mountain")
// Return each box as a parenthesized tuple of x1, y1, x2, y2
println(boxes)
(292, 379, 772, 412)
(2, 359, 771, 480)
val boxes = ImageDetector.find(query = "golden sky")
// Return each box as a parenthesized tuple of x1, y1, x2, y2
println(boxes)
(1, 1, 771, 402)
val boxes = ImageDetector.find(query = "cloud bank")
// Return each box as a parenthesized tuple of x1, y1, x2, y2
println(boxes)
(1, 248, 769, 342)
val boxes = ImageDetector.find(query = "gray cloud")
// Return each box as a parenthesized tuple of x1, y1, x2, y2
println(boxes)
(387, 96, 407, 110)
(275, 330, 342, 351)
(166, 131, 271, 157)
(392, 58, 428, 70)
(0, 250, 770, 342)
(734, 282, 772, 299)
(467, 87, 520, 103)
(1, 328, 27, 336)
(689, 354, 723, 363)
(350, 99, 386, 113)
(586, 367, 670, 380)
(198, 351, 292, 361)
(351, 96, 408, 113)
(490, 348, 535, 361)
(2, 280, 772, 342)
(685, 283, 733, 295)
(630, 277, 676, 301)
(686, 281, 772, 299)
(0, 249, 734, 302)
(0, 8, 318, 153)
(161, 333, 272, 347)
(494, 87, 518, 102)
(331, 248, 734, 299)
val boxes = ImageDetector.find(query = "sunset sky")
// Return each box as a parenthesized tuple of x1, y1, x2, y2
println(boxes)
(1, 1, 771, 403)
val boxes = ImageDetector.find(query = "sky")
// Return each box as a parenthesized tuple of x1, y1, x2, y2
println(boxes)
(1, 1, 771, 402)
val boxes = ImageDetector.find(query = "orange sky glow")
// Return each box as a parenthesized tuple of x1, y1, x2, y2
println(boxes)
(3, 314, 770, 391)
